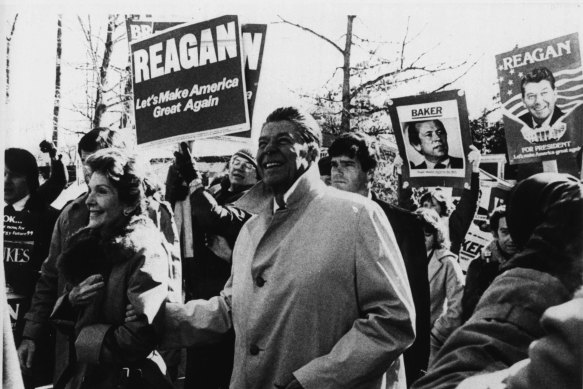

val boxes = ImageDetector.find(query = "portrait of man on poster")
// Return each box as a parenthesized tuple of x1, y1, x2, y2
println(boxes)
(406, 119, 464, 169)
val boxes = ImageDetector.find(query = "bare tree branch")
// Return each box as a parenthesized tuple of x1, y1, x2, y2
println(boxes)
(277, 15, 344, 55)
(430, 57, 481, 93)
(400, 16, 411, 70)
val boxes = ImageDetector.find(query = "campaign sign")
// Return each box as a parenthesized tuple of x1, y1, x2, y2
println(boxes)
(130, 15, 249, 146)
(389, 89, 472, 189)
(496, 33, 583, 164)
(127, 18, 267, 135)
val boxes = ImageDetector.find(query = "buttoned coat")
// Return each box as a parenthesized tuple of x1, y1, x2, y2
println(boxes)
(162, 166, 415, 389)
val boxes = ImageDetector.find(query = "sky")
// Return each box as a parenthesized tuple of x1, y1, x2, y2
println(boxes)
(1, 0, 582, 160)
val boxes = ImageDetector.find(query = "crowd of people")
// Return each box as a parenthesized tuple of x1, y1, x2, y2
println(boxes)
(3, 100, 582, 388)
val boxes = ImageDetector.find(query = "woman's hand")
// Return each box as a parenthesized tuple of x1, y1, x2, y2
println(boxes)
(68, 274, 105, 306)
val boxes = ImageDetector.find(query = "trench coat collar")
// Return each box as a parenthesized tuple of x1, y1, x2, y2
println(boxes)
(232, 164, 325, 216)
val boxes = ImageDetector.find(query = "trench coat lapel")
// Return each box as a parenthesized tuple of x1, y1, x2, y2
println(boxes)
(428, 249, 446, 284)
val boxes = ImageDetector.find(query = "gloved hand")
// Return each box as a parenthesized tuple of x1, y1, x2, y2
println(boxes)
(173, 142, 198, 184)
(39, 140, 58, 159)
(165, 164, 189, 206)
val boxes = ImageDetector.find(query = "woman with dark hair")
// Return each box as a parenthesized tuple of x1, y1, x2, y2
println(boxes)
(412, 173, 583, 389)
(50, 149, 173, 389)
(415, 208, 464, 365)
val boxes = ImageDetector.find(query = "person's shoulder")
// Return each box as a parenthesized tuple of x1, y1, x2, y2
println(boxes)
(320, 186, 383, 216)
(410, 160, 425, 169)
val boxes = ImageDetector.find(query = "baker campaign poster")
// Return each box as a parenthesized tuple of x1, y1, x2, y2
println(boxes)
(127, 17, 267, 138)
(496, 33, 583, 164)
(130, 15, 249, 146)
(389, 90, 472, 189)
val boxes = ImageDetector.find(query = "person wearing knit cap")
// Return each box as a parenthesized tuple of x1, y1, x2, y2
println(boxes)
(412, 172, 583, 389)
(4, 148, 59, 389)
(171, 142, 256, 389)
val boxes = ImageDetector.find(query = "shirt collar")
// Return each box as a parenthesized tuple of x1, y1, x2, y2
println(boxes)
(532, 113, 553, 129)
(425, 157, 450, 169)
(7, 194, 30, 211)
(273, 172, 303, 213)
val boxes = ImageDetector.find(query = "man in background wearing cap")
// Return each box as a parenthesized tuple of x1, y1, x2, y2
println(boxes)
(4, 148, 60, 388)
(172, 143, 257, 389)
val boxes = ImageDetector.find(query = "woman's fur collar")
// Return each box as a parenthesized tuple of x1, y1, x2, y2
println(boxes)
(58, 215, 159, 285)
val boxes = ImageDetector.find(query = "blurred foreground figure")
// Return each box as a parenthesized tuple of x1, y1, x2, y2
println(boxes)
(412, 173, 583, 389)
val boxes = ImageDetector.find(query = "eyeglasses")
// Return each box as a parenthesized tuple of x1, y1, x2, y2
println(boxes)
(230, 156, 255, 171)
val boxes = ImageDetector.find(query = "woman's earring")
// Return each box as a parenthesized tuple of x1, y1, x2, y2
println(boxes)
(123, 209, 132, 216)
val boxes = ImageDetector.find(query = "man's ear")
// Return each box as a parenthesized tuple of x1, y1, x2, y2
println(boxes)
(366, 168, 375, 182)
(412, 143, 422, 153)
(307, 145, 320, 163)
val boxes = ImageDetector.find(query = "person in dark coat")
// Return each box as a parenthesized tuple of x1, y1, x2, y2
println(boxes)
(461, 205, 517, 323)
(328, 132, 430, 387)
(412, 172, 583, 389)
(4, 148, 60, 389)
(171, 142, 257, 389)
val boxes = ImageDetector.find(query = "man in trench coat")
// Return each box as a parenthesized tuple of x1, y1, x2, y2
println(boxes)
(160, 106, 415, 389)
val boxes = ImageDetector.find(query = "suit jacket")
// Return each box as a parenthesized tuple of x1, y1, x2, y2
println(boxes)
(372, 193, 431, 386)
(518, 106, 564, 129)
(161, 166, 415, 389)
(411, 156, 464, 170)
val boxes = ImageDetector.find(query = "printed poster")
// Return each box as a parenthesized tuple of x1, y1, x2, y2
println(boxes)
(496, 33, 583, 164)
(389, 89, 472, 189)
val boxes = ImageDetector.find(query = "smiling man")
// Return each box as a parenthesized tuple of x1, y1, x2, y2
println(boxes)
(407, 120, 464, 169)
(519, 67, 563, 129)
(160, 106, 415, 389)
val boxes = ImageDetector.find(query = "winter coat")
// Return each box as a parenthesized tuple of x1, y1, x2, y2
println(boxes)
(22, 194, 180, 384)
(427, 248, 464, 364)
(51, 215, 171, 389)
(160, 166, 416, 389)
(372, 193, 431, 385)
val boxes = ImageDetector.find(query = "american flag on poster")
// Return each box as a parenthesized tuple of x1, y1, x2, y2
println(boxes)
(495, 33, 583, 164)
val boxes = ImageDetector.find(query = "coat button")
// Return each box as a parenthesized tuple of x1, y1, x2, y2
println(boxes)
(255, 275, 266, 287)
(249, 344, 260, 355)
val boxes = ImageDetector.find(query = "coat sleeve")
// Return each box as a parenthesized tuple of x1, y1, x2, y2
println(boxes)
(449, 172, 479, 254)
(294, 204, 416, 389)
(157, 275, 234, 350)
(412, 269, 570, 389)
(36, 157, 68, 206)
(75, 245, 170, 364)
(431, 258, 465, 351)
(22, 211, 65, 340)
(190, 187, 251, 246)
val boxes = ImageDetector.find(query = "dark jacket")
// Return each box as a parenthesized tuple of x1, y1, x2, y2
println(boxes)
(410, 156, 464, 170)
(461, 240, 512, 323)
(518, 106, 564, 129)
(186, 185, 252, 300)
(372, 193, 431, 386)
(51, 215, 172, 389)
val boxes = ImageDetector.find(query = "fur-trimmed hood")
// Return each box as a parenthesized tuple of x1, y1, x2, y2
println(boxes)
(58, 215, 161, 285)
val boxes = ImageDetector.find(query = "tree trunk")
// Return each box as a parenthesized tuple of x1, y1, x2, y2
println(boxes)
(5, 14, 18, 102)
(340, 15, 355, 133)
(52, 15, 63, 146)
(93, 14, 115, 128)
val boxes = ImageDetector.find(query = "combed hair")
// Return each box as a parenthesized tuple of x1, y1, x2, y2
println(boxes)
(328, 132, 378, 172)
(264, 107, 322, 153)
(520, 67, 556, 96)
(85, 148, 148, 214)
(416, 207, 450, 250)
(5, 148, 39, 194)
